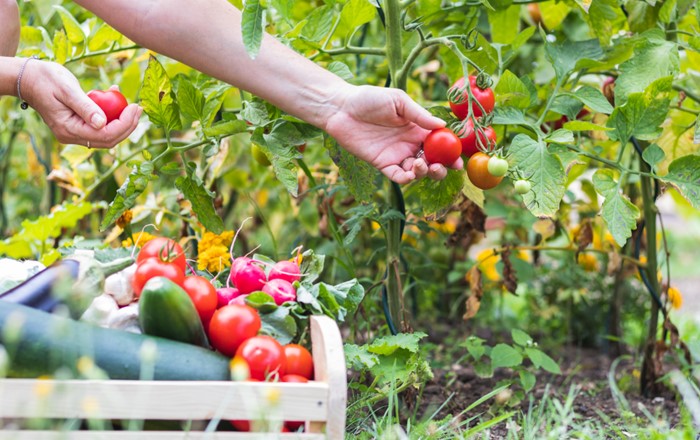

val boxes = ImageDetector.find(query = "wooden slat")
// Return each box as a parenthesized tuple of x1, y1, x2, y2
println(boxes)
(0, 431, 325, 440)
(308, 316, 346, 439)
(0, 380, 329, 421)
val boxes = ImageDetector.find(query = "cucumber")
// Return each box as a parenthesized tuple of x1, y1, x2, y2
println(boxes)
(138, 277, 209, 348)
(0, 300, 231, 380)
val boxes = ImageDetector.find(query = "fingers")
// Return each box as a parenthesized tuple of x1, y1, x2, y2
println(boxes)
(393, 90, 446, 130)
(381, 165, 416, 185)
(60, 104, 142, 148)
(62, 81, 107, 130)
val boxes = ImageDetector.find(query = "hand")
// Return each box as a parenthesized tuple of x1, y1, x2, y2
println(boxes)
(21, 60, 141, 148)
(324, 85, 464, 184)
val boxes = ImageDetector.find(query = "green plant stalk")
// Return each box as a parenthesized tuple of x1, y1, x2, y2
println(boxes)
(385, 0, 404, 90)
(639, 149, 662, 396)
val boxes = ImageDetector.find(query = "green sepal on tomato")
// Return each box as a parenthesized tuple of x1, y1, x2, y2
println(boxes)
(423, 128, 461, 166)
(448, 76, 495, 120)
(136, 237, 187, 273)
(87, 89, 128, 123)
(457, 120, 497, 157)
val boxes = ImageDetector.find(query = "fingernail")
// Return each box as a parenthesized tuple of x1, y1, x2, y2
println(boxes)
(91, 114, 106, 128)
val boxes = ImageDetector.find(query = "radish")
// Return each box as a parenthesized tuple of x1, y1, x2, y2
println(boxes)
(268, 260, 301, 284)
(262, 279, 297, 305)
(232, 260, 266, 294)
(216, 287, 242, 308)
(228, 294, 249, 306)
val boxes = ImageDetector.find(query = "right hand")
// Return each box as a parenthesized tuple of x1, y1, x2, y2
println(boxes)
(20, 60, 141, 148)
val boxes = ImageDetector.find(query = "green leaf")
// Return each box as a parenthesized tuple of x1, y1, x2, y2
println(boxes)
(546, 129, 574, 144)
(509, 134, 566, 217)
(490, 344, 523, 368)
(607, 77, 673, 142)
(525, 347, 561, 374)
(344, 344, 379, 371)
(52, 30, 69, 65)
(176, 77, 205, 122)
(411, 169, 464, 216)
(695, 115, 700, 145)
(511, 329, 533, 346)
(160, 162, 182, 176)
(642, 144, 665, 170)
(550, 94, 583, 120)
(464, 337, 486, 361)
(100, 165, 151, 231)
(60, 145, 92, 167)
(519, 370, 537, 392)
(494, 70, 531, 109)
(301, 5, 334, 42)
(661, 155, 700, 209)
(258, 306, 297, 345)
(659, 0, 677, 24)
(53, 6, 84, 44)
(203, 120, 248, 138)
(324, 135, 378, 203)
(327, 61, 354, 81)
(242, 0, 264, 59)
(570, 86, 614, 114)
(141, 56, 180, 131)
(586, 0, 627, 46)
(88, 23, 122, 51)
(474, 360, 494, 378)
(488, 5, 521, 44)
(244, 291, 278, 313)
(241, 100, 270, 126)
(313, 279, 365, 321)
(615, 31, 679, 105)
(563, 120, 612, 131)
(491, 107, 530, 126)
(339, 0, 376, 37)
(175, 174, 225, 234)
(539, 0, 572, 29)
(592, 170, 640, 246)
(369, 332, 427, 356)
(545, 38, 603, 80)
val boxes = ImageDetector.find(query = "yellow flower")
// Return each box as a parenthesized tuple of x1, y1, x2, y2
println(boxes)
(198, 245, 231, 273)
(475, 249, 500, 282)
(577, 253, 599, 272)
(121, 231, 158, 248)
(667, 286, 683, 310)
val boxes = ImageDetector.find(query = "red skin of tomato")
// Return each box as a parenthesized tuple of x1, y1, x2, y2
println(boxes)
(280, 374, 309, 431)
(235, 335, 286, 381)
(282, 344, 314, 380)
(208, 304, 261, 357)
(457, 120, 497, 157)
(603, 77, 615, 105)
(423, 128, 461, 166)
(182, 275, 218, 324)
(467, 152, 503, 190)
(132, 258, 186, 297)
(449, 76, 495, 120)
(87, 89, 128, 123)
(136, 237, 187, 273)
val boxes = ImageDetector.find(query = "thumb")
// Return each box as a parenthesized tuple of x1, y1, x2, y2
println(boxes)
(395, 91, 446, 130)
(63, 86, 107, 129)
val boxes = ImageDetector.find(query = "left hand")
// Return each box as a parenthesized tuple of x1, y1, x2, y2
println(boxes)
(324, 85, 464, 184)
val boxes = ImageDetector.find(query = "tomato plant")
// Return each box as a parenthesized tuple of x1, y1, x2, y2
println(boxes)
(235, 335, 286, 381)
(136, 237, 187, 273)
(182, 275, 218, 324)
(423, 128, 461, 166)
(132, 258, 185, 297)
(487, 157, 509, 177)
(448, 76, 495, 120)
(282, 344, 314, 379)
(514, 179, 532, 195)
(466, 152, 503, 190)
(208, 304, 261, 357)
(457, 120, 497, 157)
(87, 89, 128, 123)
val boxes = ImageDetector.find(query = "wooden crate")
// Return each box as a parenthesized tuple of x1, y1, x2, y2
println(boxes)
(0, 315, 346, 439)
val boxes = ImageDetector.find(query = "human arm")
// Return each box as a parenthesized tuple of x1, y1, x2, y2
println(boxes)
(73, 0, 462, 182)
(0, 56, 142, 148)
(0, 0, 20, 56)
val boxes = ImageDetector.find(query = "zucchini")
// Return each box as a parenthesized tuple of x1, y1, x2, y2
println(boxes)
(138, 277, 209, 348)
(0, 300, 231, 381)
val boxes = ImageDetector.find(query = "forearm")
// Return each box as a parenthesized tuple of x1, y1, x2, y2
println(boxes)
(0, 56, 24, 97)
(0, 0, 20, 56)
(74, 0, 349, 130)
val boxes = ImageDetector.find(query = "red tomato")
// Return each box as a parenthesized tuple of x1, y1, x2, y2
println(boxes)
(236, 335, 286, 381)
(136, 237, 187, 273)
(457, 120, 497, 157)
(87, 89, 128, 123)
(132, 258, 185, 297)
(182, 276, 218, 324)
(423, 128, 461, 166)
(281, 374, 308, 431)
(449, 76, 495, 120)
(466, 152, 503, 190)
(603, 77, 615, 105)
(208, 304, 261, 357)
(283, 344, 314, 380)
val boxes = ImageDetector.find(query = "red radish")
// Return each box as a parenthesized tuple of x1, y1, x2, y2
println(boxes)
(229, 257, 251, 280)
(232, 260, 266, 294)
(216, 287, 241, 308)
(228, 294, 249, 306)
(268, 260, 301, 284)
(262, 279, 297, 305)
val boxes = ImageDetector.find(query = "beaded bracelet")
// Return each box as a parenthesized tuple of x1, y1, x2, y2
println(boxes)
(17, 55, 39, 110)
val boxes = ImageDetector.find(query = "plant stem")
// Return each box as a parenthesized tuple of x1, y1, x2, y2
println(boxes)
(384, 0, 404, 89)
(673, 84, 700, 104)
(536, 77, 565, 128)
(65, 44, 140, 64)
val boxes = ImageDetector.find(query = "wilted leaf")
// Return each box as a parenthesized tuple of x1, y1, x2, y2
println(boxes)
(574, 220, 593, 252)
(501, 248, 518, 294)
(463, 266, 483, 320)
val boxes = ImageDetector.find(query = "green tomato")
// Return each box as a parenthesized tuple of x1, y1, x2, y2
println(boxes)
(487, 156, 509, 177)
(251, 143, 271, 166)
(514, 179, 531, 195)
